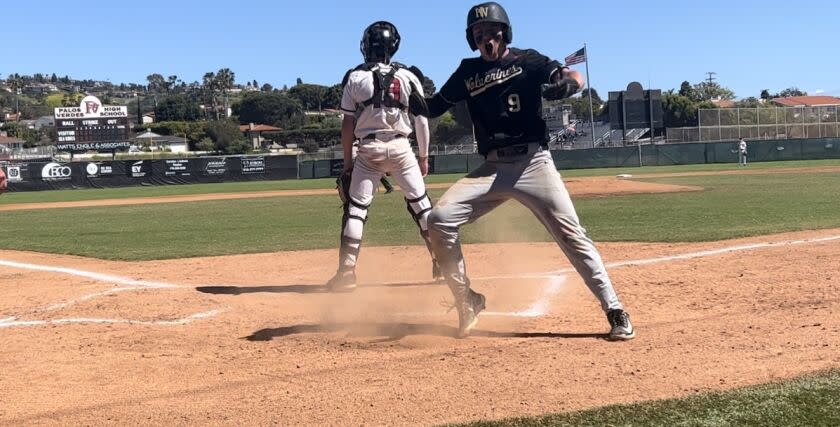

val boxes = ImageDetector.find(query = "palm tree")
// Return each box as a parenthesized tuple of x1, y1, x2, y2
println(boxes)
(214, 68, 235, 118)
(202, 71, 218, 120)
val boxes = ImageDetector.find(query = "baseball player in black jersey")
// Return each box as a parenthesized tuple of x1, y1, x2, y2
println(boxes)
(414, 2, 634, 339)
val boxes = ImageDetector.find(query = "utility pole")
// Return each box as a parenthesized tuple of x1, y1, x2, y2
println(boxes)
(705, 72, 717, 84)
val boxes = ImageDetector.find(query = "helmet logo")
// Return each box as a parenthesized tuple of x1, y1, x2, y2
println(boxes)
(474, 6, 489, 18)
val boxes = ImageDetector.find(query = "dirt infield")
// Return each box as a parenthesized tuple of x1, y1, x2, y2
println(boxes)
(2, 229, 839, 425)
(1, 173, 839, 425)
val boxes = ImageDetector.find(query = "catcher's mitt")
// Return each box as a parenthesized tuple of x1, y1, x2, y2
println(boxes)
(336, 170, 352, 205)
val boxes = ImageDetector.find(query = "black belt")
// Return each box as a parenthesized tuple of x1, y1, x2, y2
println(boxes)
(486, 142, 544, 161)
(361, 133, 405, 142)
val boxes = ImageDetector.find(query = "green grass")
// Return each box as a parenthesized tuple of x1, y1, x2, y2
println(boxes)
(452, 369, 840, 427)
(3, 163, 840, 259)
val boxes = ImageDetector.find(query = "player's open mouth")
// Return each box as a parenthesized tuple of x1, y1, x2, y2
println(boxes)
(484, 42, 494, 55)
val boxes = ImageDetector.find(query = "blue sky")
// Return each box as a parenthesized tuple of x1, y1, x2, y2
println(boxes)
(4, 0, 838, 98)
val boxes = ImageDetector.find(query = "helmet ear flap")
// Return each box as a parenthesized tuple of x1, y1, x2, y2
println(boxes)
(466, 28, 478, 51)
(503, 25, 512, 44)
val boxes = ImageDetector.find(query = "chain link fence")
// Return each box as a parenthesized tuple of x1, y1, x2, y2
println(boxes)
(668, 106, 840, 143)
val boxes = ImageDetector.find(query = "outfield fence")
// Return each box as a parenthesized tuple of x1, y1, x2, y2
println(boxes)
(3, 137, 840, 192)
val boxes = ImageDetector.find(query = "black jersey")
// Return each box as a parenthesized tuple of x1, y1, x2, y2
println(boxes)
(436, 48, 561, 155)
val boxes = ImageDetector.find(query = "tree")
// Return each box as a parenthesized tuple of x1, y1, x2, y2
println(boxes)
(50, 73, 58, 83)
(233, 92, 305, 129)
(287, 83, 328, 111)
(205, 119, 249, 154)
(321, 84, 343, 110)
(296, 77, 303, 85)
(760, 89, 771, 100)
(214, 68, 235, 118)
(155, 95, 202, 121)
(568, 94, 603, 121)
(167, 75, 179, 93)
(735, 97, 762, 108)
(678, 81, 698, 101)
(661, 92, 716, 127)
(202, 71, 218, 119)
(146, 73, 166, 93)
(778, 87, 807, 97)
(693, 81, 736, 101)
(432, 111, 473, 145)
(261, 83, 273, 92)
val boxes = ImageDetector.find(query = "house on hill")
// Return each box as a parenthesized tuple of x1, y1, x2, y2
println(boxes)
(770, 96, 840, 107)
(239, 123, 282, 149)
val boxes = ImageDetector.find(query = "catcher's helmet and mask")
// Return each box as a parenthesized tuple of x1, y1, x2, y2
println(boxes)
(466, 2, 512, 51)
(361, 21, 401, 63)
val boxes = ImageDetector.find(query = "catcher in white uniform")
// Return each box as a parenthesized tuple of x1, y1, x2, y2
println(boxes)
(327, 21, 441, 292)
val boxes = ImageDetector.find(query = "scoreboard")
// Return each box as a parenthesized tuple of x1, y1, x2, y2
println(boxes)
(54, 95, 131, 152)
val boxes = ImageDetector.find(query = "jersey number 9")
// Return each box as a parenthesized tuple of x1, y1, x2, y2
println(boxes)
(507, 94, 521, 112)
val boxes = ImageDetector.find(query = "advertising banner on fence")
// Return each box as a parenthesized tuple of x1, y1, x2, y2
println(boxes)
(127, 160, 151, 178)
(241, 156, 266, 174)
(41, 162, 73, 181)
(164, 159, 191, 177)
(85, 162, 115, 177)
(202, 157, 227, 176)
(6, 165, 24, 183)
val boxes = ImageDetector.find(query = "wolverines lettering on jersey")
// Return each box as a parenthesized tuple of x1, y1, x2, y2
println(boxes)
(361, 21, 401, 63)
(466, 2, 513, 51)
(465, 64, 523, 96)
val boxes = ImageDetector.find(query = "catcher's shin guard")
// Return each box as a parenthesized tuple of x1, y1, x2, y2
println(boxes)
(405, 192, 438, 267)
(338, 198, 370, 270)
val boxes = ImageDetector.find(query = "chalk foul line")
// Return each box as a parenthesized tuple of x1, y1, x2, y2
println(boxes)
(0, 259, 178, 289)
(0, 309, 227, 329)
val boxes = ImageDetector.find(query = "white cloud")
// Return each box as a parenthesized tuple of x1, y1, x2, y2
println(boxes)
(814, 89, 825, 94)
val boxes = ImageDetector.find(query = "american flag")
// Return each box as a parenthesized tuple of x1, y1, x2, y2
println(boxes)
(564, 47, 586, 66)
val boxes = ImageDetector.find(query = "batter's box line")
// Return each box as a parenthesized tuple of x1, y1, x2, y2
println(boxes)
(0, 309, 228, 329)
(0, 259, 219, 330)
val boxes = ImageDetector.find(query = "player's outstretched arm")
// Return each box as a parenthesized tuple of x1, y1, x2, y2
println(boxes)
(542, 67, 584, 100)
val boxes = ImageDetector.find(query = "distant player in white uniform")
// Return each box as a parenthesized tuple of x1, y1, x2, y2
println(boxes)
(738, 138, 748, 166)
(326, 21, 442, 291)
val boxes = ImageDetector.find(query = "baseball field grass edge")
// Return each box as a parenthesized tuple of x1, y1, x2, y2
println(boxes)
(450, 369, 840, 427)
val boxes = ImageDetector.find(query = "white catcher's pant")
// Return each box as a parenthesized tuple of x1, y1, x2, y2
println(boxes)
(339, 137, 435, 270)
(428, 150, 623, 313)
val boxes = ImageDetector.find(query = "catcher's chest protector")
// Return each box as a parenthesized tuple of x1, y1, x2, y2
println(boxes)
(362, 64, 405, 110)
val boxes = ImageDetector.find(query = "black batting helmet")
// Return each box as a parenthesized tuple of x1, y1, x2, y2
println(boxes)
(466, 2, 512, 51)
(360, 21, 401, 63)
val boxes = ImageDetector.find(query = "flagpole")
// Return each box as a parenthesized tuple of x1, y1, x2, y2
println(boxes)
(584, 44, 596, 148)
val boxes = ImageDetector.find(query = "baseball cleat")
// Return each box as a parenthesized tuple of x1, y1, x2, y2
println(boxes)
(607, 309, 635, 341)
(326, 270, 357, 293)
(456, 289, 486, 338)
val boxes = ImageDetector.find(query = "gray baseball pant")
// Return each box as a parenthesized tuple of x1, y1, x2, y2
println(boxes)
(428, 150, 623, 313)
